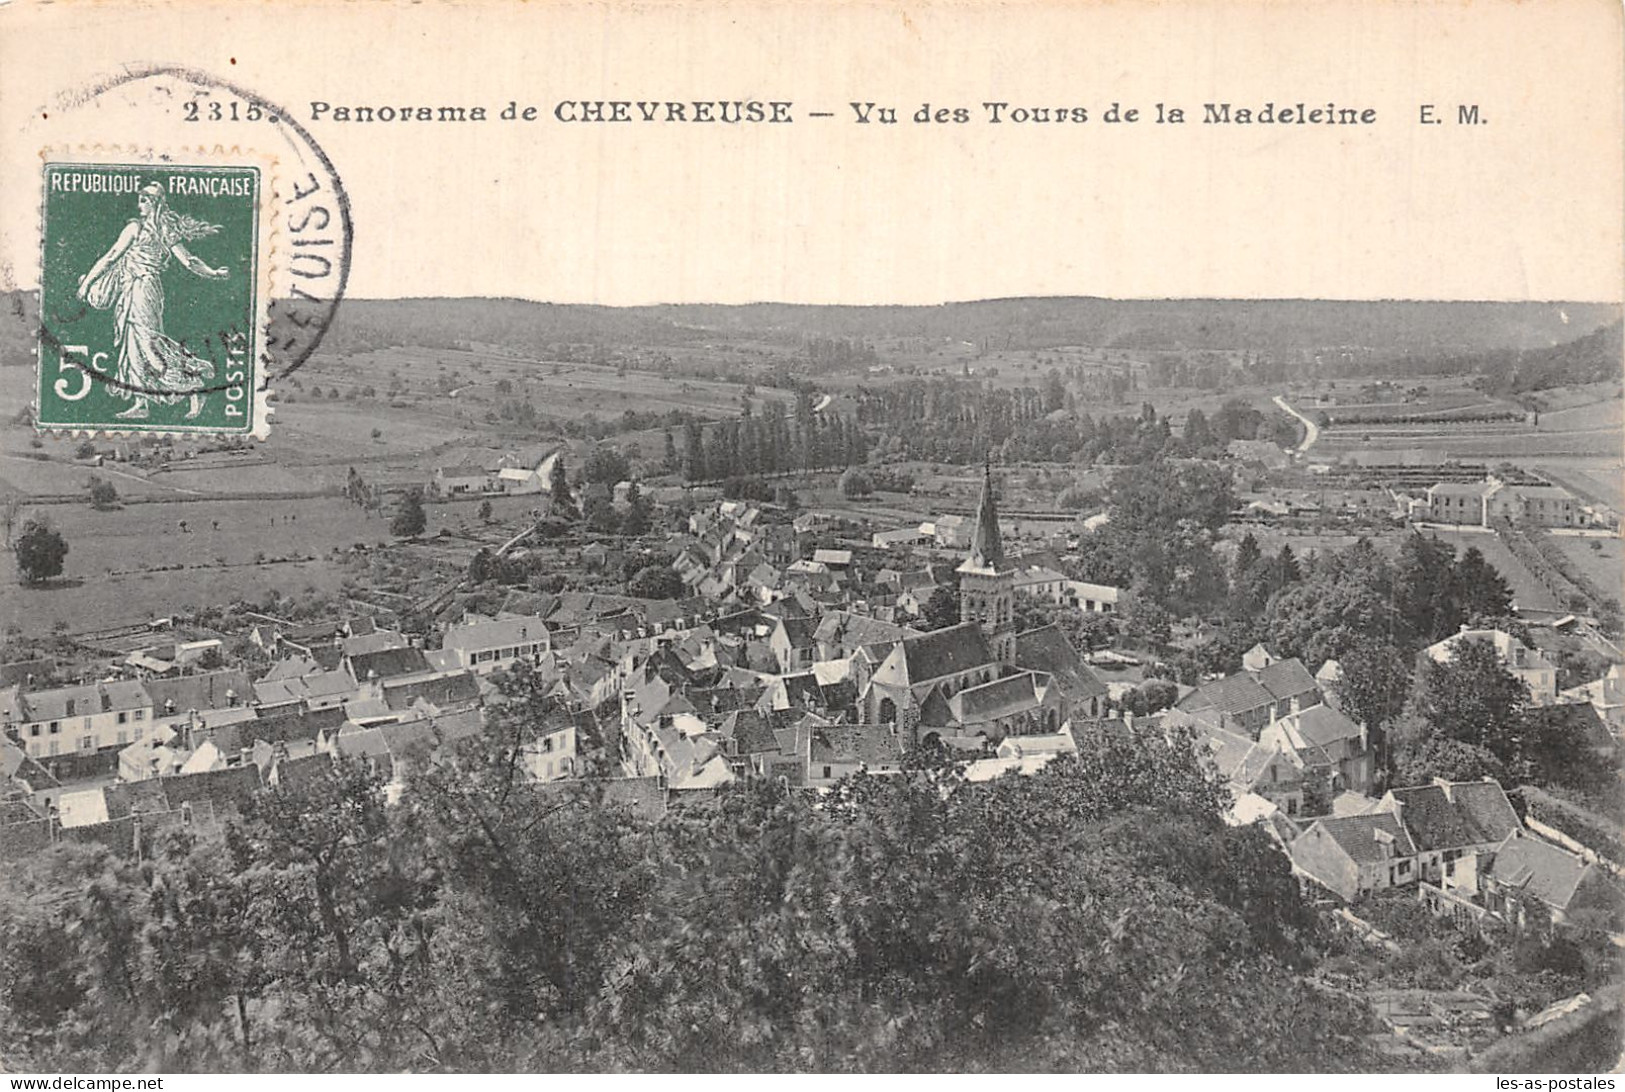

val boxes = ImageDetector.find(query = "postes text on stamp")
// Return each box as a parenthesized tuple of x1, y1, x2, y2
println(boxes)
(37, 158, 267, 436)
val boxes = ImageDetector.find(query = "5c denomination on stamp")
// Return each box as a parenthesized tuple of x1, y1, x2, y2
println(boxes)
(36, 152, 274, 437)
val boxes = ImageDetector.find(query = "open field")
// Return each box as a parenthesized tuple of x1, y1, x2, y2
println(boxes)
(0, 496, 386, 633)
(296, 346, 760, 424)
(1427, 528, 1564, 613)
(1538, 397, 1623, 433)
(1547, 534, 1624, 605)
(1, 558, 352, 636)
(1316, 426, 1619, 462)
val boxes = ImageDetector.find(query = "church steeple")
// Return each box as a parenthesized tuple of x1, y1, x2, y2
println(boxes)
(964, 455, 1006, 572)
(957, 456, 1016, 662)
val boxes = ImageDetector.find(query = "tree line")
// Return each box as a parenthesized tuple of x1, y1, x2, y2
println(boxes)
(0, 669, 1389, 1073)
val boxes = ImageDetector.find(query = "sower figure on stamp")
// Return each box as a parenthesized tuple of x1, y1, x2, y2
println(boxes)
(76, 182, 228, 420)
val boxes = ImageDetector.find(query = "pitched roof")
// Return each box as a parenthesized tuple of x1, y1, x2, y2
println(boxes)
(776, 615, 818, 650)
(249, 703, 350, 745)
(721, 709, 782, 756)
(340, 631, 410, 657)
(1012, 624, 1107, 702)
(1385, 785, 1477, 852)
(810, 723, 904, 768)
(950, 672, 1043, 722)
(1443, 779, 1521, 844)
(347, 647, 431, 681)
(900, 622, 994, 684)
(1307, 812, 1417, 863)
(0, 738, 59, 792)
(381, 670, 482, 711)
(144, 670, 254, 715)
(813, 611, 918, 649)
(1488, 836, 1597, 911)
(20, 680, 149, 721)
(157, 763, 263, 812)
(1180, 672, 1273, 718)
(1255, 658, 1319, 701)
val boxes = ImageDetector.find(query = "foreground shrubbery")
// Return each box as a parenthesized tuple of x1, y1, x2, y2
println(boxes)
(0, 718, 1383, 1073)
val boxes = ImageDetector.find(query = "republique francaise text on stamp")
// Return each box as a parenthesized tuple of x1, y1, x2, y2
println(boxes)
(35, 152, 274, 437)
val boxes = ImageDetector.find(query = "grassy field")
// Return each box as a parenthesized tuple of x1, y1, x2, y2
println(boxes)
(1, 496, 384, 633)
(1427, 528, 1564, 613)
(1547, 534, 1623, 604)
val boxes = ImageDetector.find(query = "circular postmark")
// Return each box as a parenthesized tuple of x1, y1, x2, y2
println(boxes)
(19, 64, 352, 427)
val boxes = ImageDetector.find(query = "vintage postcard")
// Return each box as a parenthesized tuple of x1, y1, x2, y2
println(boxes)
(0, 0, 1621, 1080)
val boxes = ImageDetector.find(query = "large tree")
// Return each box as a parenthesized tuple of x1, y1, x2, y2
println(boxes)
(1331, 640, 1413, 777)
(1453, 545, 1515, 621)
(391, 488, 427, 537)
(13, 517, 67, 584)
(1393, 533, 1463, 644)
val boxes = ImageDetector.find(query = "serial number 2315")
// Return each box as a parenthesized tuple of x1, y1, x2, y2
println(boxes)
(183, 99, 275, 122)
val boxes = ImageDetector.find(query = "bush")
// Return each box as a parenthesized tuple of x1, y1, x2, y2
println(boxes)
(86, 477, 119, 510)
(839, 468, 873, 499)
(1518, 786, 1625, 865)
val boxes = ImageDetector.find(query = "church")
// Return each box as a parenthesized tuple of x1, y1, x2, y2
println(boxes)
(860, 462, 1108, 747)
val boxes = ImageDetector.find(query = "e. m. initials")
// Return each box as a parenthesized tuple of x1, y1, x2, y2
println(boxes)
(1418, 104, 1486, 126)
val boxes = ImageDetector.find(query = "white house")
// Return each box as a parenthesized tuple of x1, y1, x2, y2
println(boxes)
(435, 463, 493, 495)
(442, 614, 551, 675)
(6, 680, 153, 759)
(522, 719, 577, 782)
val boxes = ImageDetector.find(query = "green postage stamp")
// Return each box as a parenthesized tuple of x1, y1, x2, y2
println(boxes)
(36, 153, 273, 437)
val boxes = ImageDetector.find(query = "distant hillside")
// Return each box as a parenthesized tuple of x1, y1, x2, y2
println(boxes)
(309, 297, 1621, 362)
(3, 292, 1619, 376)
(1469, 319, 1623, 394)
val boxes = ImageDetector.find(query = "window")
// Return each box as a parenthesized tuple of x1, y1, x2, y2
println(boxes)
(134, 727, 144, 741)
(48, 741, 58, 756)
(118, 711, 128, 725)
(822, 765, 832, 779)
(49, 721, 59, 734)
(133, 710, 144, 721)
(65, 698, 76, 717)
(29, 724, 39, 738)
(1398, 860, 1411, 875)
(78, 736, 94, 752)
(117, 731, 128, 745)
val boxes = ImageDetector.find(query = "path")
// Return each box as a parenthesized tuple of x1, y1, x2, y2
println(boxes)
(1273, 395, 1319, 453)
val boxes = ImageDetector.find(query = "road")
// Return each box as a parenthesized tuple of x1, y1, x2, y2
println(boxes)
(1273, 395, 1319, 454)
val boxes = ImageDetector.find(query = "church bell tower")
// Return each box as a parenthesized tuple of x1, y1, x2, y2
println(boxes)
(957, 458, 1016, 663)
